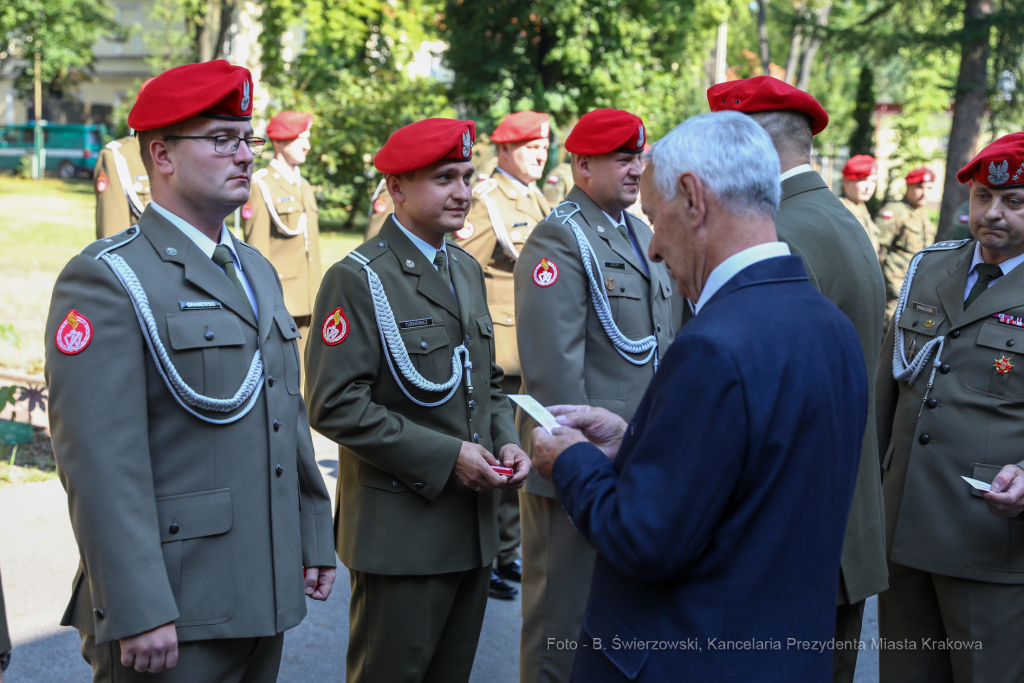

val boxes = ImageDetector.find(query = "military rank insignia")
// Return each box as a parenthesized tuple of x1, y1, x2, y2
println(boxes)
(241, 201, 253, 220)
(995, 356, 1015, 375)
(55, 309, 93, 355)
(373, 197, 388, 213)
(532, 257, 559, 287)
(321, 307, 350, 346)
(455, 222, 474, 240)
(95, 171, 108, 194)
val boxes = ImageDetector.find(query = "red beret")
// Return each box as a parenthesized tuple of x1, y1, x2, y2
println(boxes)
(957, 133, 1024, 188)
(128, 60, 253, 131)
(905, 167, 935, 185)
(492, 111, 550, 144)
(266, 111, 314, 140)
(565, 109, 646, 156)
(707, 76, 829, 136)
(374, 118, 476, 175)
(842, 155, 877, 180)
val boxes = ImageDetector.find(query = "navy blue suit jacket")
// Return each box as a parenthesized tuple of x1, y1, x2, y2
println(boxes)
(553, 255, 867, 682)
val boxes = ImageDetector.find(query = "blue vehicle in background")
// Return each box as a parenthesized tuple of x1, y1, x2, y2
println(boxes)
(0, 123, 108, 178)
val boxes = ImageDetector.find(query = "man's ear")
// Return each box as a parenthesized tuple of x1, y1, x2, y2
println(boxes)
(679, 173, 706, 226)
(575, 155, 593, 180)
(150, 138, 175, 178)
(385, 174, 405, 205)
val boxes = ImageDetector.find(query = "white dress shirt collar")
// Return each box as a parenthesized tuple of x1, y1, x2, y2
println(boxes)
(601, 210, 626, 228)
(269, 157, 302, 186)
(693, 242, 792, 315)
(496, 167, 531, 197)
(963, 241, 1024, 299)
(780, 164, 814, 182)
(392, 214, 448, 269)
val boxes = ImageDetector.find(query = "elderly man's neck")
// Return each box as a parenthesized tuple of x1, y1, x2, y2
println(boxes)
(698, 211, 779, 294)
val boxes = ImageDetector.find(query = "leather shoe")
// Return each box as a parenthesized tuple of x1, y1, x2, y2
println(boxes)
(496, 558, 522, 583)
(489, 569, 518, 599)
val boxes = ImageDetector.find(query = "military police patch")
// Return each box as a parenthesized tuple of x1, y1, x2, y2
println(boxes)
(455, 222, 474, 240)
(373, 197, 388, 213)
(56, 309, 93, 355)
(241, 201, 253, 220)
(95, 171, 109, 194)
(322, 307, 350, 346)
(532, 257, 559, 287)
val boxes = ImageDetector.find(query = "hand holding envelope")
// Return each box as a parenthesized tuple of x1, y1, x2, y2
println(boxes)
(518, 397, 628, 480)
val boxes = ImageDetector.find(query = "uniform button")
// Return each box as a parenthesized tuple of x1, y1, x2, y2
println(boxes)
(276, 464, 284, 477)
(656, 324, 662, 333)
(169, 523, 179, 534)
(487, 326, 492, 334)
(926, 398, 938, 409)
(290, 323, 297, 332)
(951, 330, 961, 339)
(619, 285, 625, 292)
(421, 341, 428, 349)
(506, 317, 513, 323)
(205, 330, 215, 341)
(912, 320, 919, 327)
(469, 400, 476, 411)
(414, 482, 424, 489)
(473, 433, 480, 443)
(939, 364, 951, 374)
(919, 434, 930, 445)
(273, 420, 281, 431)
(1009, 340, 1016, 347)
(392, 479, 400, 488)
(127, 227, 137, 235)
(94, 608, 105, 619)
(268, 376, 275, 387)
(378, 241, 386, 248)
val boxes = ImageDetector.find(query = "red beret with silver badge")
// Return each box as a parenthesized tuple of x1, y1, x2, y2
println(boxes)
(492, 111, 551, 144)
(842, 155, 876, 180)
(374, 119, 476, 175)
(707, 76, 829, 136)
(905, 167, 935, 185)
(957, 133, 1024, 188)
(564, 109, 646, 156)
(266, 111, 314, 140)
(128, 60, 253, 131)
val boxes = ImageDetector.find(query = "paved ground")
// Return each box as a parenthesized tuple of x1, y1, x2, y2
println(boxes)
(0, 431, 878, 682)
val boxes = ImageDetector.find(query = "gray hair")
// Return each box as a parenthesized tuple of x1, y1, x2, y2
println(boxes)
(651, 111, 781, 218)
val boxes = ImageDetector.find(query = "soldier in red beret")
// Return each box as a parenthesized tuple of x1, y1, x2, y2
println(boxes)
(304, 117, 531, 683)
(877, 167, 937, 325)
(513, 108, 678, 683)
(709, 76, 888, 683)
(876, 133, 1024, 683)
(840, 155, 881, 254)
(44, 60, 337, 682)
(241, 110, 322, 362)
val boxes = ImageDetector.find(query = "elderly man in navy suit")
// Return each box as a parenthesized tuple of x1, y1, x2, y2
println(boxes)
(531, 111, 868, 683)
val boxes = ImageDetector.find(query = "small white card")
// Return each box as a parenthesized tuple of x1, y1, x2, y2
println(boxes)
(961, 476, 992, 492)
(508, 394, 562, 434)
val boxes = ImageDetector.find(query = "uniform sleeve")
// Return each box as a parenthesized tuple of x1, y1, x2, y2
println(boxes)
(45, 254, 179, 644)
(242, 188, 271, 254)
(875, 314, 899, 464)
(304, 261, 463, 501)
(456, 194, 500, 265)
(295, 394, 337, 568)
(93, 149, 131, 240)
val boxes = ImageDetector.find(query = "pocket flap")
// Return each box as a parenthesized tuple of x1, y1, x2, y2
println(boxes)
(896, 309, 945, 338)
(583, 595, 648, 679)
(970, 463, 1004, 498)
(476, 314, 494, 338)
(976, 321, 1024, 351)
(659, 274, 673, 299)
(401, 324, 449, 355)
(166, 312, 246, 350)
(491, 304, 515, 327)
(155, 488, 233, 542)
(605, 273, 643, 300)
(273, 307, 301, 340)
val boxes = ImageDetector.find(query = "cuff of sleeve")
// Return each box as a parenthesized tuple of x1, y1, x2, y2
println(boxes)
(301, 513, 339, 568)
(552, 441, 609, 500)
(91, 560, 180, 645)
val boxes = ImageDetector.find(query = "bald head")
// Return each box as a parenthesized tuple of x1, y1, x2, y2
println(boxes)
(747, 110, 813, 172)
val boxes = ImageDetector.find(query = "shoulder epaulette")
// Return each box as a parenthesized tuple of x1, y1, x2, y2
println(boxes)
(346, 239, 389, 267)
(86, 225, 142, 259)
(236, 241, 263, 257)
(473, 178, 497, 196)
(446, 239, 471, 256)
(548, 201, 581, 224)
(252, 168, 269, 182)
(105, 140, 122, 150)
(920, 238, 972, 254)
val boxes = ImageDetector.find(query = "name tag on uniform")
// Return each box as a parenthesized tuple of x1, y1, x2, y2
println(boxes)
(912, 302, 938, 315)
(993, 313, 1024, 327)
(603, 261, 626, 270)
(512, 222, 529, 227)
(399, 317, 433, 329)
(179, 300, 222, 310)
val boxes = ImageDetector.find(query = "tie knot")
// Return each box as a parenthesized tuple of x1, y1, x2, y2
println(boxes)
(976, 263, 1003, 282)
(434, 250, 447, 268)
(212, 244, 234, 268)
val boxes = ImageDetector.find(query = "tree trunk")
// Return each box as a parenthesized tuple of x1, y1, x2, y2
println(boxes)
(784, 20, 803, 85)
(796, 3, 831, 91)
(938, 0, 994, 239)
(212, 0, 234, 60)
(757, 1, 771, 76)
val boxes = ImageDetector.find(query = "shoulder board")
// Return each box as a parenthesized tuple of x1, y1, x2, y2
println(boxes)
(252, 168, 269, 182)
(105, 140, 122, 150)
(446, 239, 471, 256)
(345, 239, 389, 268)
(473, 178, 497, 196)
(547, 201, 581, 224)
(625, 210, 646, 225)
(920, 238, 972, 254)
(236, 240, 263, 258)
(86, 225, 142, 259)
(369, 177, 387, 202)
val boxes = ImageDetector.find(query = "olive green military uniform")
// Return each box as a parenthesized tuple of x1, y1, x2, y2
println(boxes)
(839, 194, 881, 256)
(456, 168, 551, 570)
(45, 207, 336, 683)
(0, 565, 9, 661)
(541, 161, 574, 206)
(93, 136, 151, 239)
(514, 186, 676, 683)
(364, 178, 394, 241)
(304, 218, 520, 683)
(878, 199, 937, 325)
(242, 161, 323, 362)
(778, 170, 888, 683)
(876, 238, 1024, 683)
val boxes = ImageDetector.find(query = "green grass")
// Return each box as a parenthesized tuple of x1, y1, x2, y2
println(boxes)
(0, 177, 366, 375)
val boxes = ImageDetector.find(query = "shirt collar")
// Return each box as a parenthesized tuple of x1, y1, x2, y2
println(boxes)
(780, 164, 813, 182)
(269, 157, 301, 186)
(149, 201, 238, 262)
(969, 241, 1024, 278)
(496, 167, 531, 196)
(601, 210, 626, 228)
(693, 241, 792, 315)
(392, 214, 448, 264)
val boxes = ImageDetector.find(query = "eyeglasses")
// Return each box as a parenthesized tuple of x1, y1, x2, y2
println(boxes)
(162, 135, 266, 155)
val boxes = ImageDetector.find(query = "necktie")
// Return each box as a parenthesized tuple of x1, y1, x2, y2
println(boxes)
(964, 263, 1003, 309)
(616, 224, 630, 242)
(434, 250, 452, 287)
(212, 244, 254, 315)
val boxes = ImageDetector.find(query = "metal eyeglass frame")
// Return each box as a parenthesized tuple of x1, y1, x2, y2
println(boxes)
(162, 135, 266, 155)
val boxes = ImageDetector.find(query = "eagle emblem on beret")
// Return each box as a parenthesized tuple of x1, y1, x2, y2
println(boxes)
(240, 81, 251, 112)
(988, 160, 1010, 186)
(637, 124, 645, 150)
(540, 121, 550, 138)
(462, 130, 472, 158)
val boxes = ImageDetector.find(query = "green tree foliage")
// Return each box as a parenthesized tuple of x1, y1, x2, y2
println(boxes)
(0, 0, 116, 99)
(848, 65, 876, 156)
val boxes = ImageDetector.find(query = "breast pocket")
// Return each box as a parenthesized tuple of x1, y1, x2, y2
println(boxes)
(895, 309, 945, 362)
(166, 311, 247, 397)
(963, 321, 1024, 401)
(603, 272, 645, 334)
(273, 307, 302, 395)
(400, 324, 452, 383)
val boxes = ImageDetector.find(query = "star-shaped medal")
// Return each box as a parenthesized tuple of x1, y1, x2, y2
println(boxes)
(995, 356, 1015, 375)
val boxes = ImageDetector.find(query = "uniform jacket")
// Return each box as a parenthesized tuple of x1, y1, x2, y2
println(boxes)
(514, 186, 676, 498)
(242, 163, 323, 318)
(456, 168, 551, 378)
(304, 218, 520, 576)
(364, 177, 393, 241)
(839, 194, 880, 256)
(778, 170, 889, 604)
(542, 162, 574, 207)
(45, 207, 336, 646)
(0, 566, 9, 655)
(555, 256, 867, 683)
(94, 136, 151, 239)
(878, 198, 937, 323)
(876, 239, 1024, 584)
